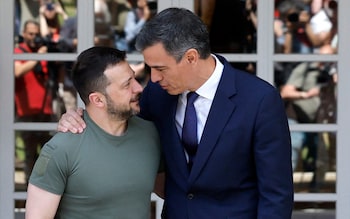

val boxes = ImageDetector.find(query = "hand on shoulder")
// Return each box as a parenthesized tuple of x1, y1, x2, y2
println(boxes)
(57, 108, 86, 133)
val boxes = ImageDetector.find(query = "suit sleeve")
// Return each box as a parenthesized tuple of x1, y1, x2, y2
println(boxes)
(139, 80, 152, 120)
(254, 88, 294, 218)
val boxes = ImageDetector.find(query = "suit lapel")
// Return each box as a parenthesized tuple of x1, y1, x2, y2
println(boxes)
(189, 60, 237, 182)
(164, 95, 191, 179)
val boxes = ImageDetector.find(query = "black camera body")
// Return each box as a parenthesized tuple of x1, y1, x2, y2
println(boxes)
(34, 35, 69, 52)
(287, 12, 300, 23)
(317, 64, 334, 84)
(34, 35, 59, 52)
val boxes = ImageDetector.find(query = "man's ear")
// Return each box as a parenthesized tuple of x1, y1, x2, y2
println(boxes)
(88, 92, 105, 107)
(185, 48, 198, 64)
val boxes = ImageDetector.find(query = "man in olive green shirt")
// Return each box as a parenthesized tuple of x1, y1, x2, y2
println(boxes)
(26, 47, 162, 219)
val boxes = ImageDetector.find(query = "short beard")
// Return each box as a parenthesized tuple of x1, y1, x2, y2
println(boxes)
(105, 94, 139, 121)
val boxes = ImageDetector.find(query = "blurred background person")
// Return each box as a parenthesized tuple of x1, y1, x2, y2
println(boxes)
(94, 0, 115, 47)
(115, 0, 151, 52)
(194, 0, 216, 32)
(14, 20, 54, 184)
(275, 0, 313, 54)
(39, 0, 68, 43)
(38, 0, 71, 119)
(279, 62, 321, 171)
(274, 1, 338, 187)
(58, 15, 78, 112)
(197, 0, 257, 73)
(306, 0, 338, 54)
(275, 0, 338, 54)
(109, 0, 131, 38)
(15, 0, 41, 45)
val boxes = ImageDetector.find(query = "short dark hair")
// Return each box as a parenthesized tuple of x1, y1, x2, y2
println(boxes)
(71, 46, 126, 105)
(135, 7, 211, 63)
(23, 19, 40, 31)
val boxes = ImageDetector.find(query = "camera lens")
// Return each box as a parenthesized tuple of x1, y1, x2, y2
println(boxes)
(287, 12, 299, 22)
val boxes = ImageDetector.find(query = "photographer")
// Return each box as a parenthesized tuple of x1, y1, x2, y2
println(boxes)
(280, 0, 313, 54)
(14, 19, 54, 184)
(277, 0, 337, 55)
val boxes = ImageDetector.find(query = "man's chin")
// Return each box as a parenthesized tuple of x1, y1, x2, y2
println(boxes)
(131, 105, 140, 115)
(160, 86, 182, 95)
(167, 90, 182, 95)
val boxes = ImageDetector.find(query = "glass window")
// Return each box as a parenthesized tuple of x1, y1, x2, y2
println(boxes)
(292, 131, 336, 193)
(15, 130, 54, 192)
(274, 0, 338, 54)
(274, 61, 337, 124)
(230, 62, 257, 75)
(293, 202, 335, 218)
(14, 0, 77, 53)
(3, 0, 349, 218)
(15, 200, 26, 219)
(195, 0, 257, 53)
(96, 0, 158, 52)
(13, 60, 77, 123)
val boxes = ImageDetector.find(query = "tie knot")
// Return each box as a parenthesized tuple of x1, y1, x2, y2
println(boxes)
(187, 92, 199, 104)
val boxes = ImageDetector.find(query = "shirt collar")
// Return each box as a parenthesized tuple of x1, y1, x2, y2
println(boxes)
(194, 54, 223, 100)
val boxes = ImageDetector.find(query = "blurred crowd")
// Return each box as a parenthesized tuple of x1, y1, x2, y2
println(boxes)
(274, 0, 337, 192)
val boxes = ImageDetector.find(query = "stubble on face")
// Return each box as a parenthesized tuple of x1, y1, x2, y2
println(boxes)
(105, 93, 141, 121)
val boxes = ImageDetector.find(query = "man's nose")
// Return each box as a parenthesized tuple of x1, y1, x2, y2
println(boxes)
(150, 70, 161, 83)
(134, 79, 143, 93)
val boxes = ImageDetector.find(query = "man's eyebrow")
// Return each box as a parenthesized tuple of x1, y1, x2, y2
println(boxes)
(123, 74, 133, 84)
(119, 78, 130, 87)
(149, 65, 166, 69)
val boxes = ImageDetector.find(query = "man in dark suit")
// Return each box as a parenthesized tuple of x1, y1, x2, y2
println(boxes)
(58, 7, 293, 219)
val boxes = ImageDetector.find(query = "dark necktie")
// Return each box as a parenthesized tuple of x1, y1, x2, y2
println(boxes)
(182, 92, 199, 170)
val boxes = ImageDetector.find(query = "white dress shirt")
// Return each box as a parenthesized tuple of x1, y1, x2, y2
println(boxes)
(176, 54, 224, 160)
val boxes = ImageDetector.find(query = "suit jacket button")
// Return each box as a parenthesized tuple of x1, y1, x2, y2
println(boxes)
(187, 193, 194, 199)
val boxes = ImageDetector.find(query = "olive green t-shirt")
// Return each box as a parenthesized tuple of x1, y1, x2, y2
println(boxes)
(29, 112, 161, 219)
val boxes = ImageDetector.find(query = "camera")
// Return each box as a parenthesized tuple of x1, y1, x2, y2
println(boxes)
(34, 35, 69, 53)
(34, 35, 58, 52)
(317, 63, 334, 84)
(287, 12, 299, 23)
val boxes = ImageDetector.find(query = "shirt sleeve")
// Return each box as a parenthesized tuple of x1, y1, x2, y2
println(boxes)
(29, 139, 70, 195)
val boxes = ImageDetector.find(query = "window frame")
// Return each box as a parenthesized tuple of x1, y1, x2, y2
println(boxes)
(1, 0, 350, 218)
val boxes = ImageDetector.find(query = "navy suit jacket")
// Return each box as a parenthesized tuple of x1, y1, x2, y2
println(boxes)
(139, 55, 294, 219)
